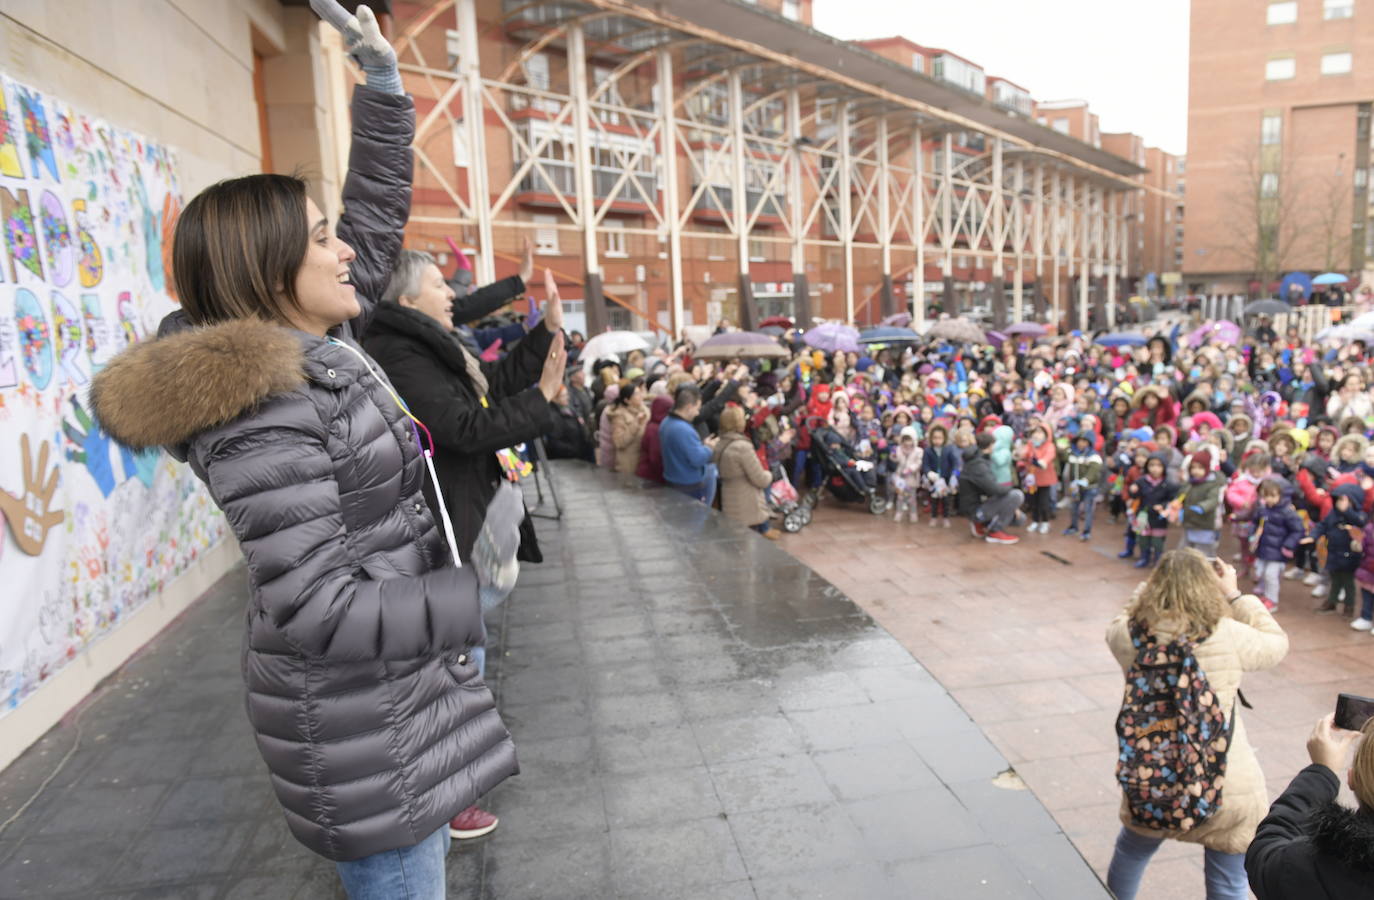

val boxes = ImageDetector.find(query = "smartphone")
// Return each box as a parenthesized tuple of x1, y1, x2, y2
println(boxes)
(1335, 692, 1374, 732)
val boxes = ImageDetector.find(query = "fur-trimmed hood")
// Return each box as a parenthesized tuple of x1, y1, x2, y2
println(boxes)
(90, 313, 307, 453)
(1309, 801, 1374, 871)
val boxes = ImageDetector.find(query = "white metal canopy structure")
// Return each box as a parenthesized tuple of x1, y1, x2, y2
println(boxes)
(388, 0, 1144, 335)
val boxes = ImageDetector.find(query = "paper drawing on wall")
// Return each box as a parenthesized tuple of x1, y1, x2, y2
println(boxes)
(0, 435, 64, 556)
(0, 87, 22, 178)
(18, 87, 58, 183)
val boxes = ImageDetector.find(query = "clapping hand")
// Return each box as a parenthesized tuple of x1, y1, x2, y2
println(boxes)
(310, 0, 396, 70)
(542, 268, 564, 333)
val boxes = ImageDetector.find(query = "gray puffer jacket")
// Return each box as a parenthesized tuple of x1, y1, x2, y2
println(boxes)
(89, 86, 517, 862)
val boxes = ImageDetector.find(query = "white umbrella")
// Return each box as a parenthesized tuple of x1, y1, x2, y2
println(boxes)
(579, 330, 651, 373)
(1348, 310, 1374, 332)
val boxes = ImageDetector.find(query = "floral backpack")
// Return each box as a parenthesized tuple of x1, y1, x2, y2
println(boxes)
(1116, 621, 1234, 834)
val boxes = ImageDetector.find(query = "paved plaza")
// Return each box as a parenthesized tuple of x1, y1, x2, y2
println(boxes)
(0, 463, 1106, 899)
(784, 496, 1374, 899)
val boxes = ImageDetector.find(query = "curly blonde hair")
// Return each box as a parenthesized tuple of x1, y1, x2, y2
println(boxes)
(1127, 548, 1227, 639)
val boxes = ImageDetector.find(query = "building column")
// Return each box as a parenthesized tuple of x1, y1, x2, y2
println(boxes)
(567, 22, 606, 333)
(728, 70, 758, 330)
(839, 100, 855, 323)
(1077, 178, 1090, 333)
(657, 48, 684, 336)
(941, 132, 955, 316)
(1012, 159, 1025, 323)
(991, 137, 1006, 328)
(1106, 189, 1118, 329)
(1050, 166, 1061, 329)
(456, 0, 495, 284)
(787, 89, 811, 327)
(877, 116, 895, 319)
(913, 125, 925, 327)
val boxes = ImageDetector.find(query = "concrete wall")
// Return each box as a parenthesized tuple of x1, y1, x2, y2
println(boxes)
(0, 0, 347, 771)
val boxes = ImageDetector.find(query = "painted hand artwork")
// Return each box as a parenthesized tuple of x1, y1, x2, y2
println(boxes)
(0, 74, 226, 714)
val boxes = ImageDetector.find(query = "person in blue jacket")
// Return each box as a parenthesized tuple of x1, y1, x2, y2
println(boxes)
(661, 384, 719, 504)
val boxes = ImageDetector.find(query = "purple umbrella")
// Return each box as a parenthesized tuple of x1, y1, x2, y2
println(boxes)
(1186, 320, 1242, 348)
(986, 330, 1008, 348)
(881, 312, 913, 327)
(1005, 322, 1047, 337)
(803, 323, 861, 353)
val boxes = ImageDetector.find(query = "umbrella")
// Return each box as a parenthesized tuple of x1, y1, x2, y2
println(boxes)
(803, 323, 861, 353)
(1349, 311, 1374, 331)
(758, 325, 785, 337)
(926, 318, 987, 344)
(579, 330, 651, 372)
(1315, 324, 1374, 343)
(693, 331, 788, 360)
(1094, 332, 1148, 348)
(759, 315, 794, 328)
(1186, 320, 1242, 348)
(858, 326, 921, 345)
(880, 312, 913, 327)
(986, 330, 1008, 348)
(1004, 322, 1047, 337)
(1243, 298, 1291, 316)
(1313, 272, 1349, 286)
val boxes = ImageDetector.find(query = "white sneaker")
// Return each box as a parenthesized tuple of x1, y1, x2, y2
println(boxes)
(1351, 618, 1373, 631)
(1303, 572, 1323, 586)
(1311, 582, 1329, 598)
(1283, 567, 1302, 580)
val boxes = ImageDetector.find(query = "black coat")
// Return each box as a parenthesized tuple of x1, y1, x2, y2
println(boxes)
(364, 302, 555, 561)
(1246, 764, 1374, 899)
(956, 445, 1010, 517)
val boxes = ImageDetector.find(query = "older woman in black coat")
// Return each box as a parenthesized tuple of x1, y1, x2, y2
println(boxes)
(365, 252, 564, 563)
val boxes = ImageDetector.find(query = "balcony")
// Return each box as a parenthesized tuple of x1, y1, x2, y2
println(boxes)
(516, 159, 657, 209)
(691, 184, 786, 222)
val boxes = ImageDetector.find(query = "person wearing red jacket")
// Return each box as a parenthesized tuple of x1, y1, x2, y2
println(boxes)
(636, 394, 674, 483)
(1126, 384, 1178, 432)
(1021, 422, 1060, 533)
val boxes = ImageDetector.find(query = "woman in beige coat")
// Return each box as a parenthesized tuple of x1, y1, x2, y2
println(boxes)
(1105, 549, 1289, 900)
(607, 380, 649, 476)
(713, 406, 778, 540)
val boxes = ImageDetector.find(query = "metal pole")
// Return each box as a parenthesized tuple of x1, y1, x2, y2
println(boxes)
(942, 132, 954, 316)
(728, 70, 757, 330)
(1078, 178, 1089, 333)
(1034, 163, 1044, 319)
(657, 48, 684, 335)
(1013, 159, 1024, 323)
(1107, 190, 1118, 329)
(877, 115, 894, 319)
(788, 89, 810, 326)
(567, 23, 606, 333)
(839, 100, 855, 323)
(1050, 166, 1060, 328)
(913, 124, 925, 327)
(991, 136, 1005, 328)
(456, 0, 494, 284)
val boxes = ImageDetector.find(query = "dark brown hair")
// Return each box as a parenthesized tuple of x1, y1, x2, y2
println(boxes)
(172, 174, 309, 325)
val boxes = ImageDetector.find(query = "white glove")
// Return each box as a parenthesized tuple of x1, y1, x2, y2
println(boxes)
(854, 460, 874, 473)
(311, 0, 402, 94)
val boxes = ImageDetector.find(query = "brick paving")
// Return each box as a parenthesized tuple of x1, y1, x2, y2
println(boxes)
(0, 463, 1107, 899)
(780, 498, 1374, 899)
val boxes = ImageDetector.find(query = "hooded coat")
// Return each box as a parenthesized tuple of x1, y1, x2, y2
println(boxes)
(1313, 483, 1367, 573)
(87, 87, 516, 862)
(606, 400, 650, 475)
(636, 394, 674, 482)
(1246, 764, 1374, 899)
(990, 424, 1015, 486)
(714, 431, 772, 526)
(1255, 495, 1306, 562)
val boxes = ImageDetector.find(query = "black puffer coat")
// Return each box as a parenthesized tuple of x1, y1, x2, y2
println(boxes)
(363, 302, 555, 561)
(89, 87, 516, 862)
(1246, 763, 1374, 899)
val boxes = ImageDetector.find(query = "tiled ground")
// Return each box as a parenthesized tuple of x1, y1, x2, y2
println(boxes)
(0, 463, 1106, 899)
(781, 494, 1374, 899)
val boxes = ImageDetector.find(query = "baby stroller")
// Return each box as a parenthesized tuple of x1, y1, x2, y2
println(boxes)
(767, 462, 812, 533)
(804, 424, 888, 516)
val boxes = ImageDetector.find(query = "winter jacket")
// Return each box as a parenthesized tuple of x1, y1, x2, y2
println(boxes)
(1356, 520, 1374, 593)
(1107, 594, 1288, 855)
(1246, 763, 1374, 899)
(1312, 484, 1367, 573)
(1181, 475, 1223, 532)
(1061, 448, 1103, 496)
(1134, 463, 1177, 530)
(596, 405, 616, 470)
(713, 431, 771, 526)
(544, 402, 594, 461)
(956, 445, 1011, 517)
(88, 87, 515, 862)
(566, 383, 594, 436)
(661, 413, 713, 485)
(607, 402, 649, 475)
(990, 425, 1015, 486)
(1255, 499, 1306, 562)
(636, 395, 674, 482)
(922, 443, 959, 483)
(1023, 438, 1059, 488)
(363, 303, 555, 561)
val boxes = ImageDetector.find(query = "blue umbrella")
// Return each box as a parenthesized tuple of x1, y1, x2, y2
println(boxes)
(803, 323, 861, 353)
(1314, 272, 1349, 286)
(1095, 332, 1148, 348)
(858, 326, 920, 344)
(1280, 271, 1313, 300)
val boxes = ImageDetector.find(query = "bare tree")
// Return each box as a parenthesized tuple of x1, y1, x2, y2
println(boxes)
(1310, 170, 1354, 272)
(1218, 140, 1305, 293)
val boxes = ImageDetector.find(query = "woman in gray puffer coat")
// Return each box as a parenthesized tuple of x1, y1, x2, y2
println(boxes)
(88, 8, 516, 896)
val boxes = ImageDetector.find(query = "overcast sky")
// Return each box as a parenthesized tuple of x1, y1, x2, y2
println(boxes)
(812, 0, 1191, 156)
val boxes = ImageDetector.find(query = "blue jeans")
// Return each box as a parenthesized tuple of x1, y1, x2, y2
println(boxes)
(336, 826, 450, 900)
(1361, 588, 1373, 620)
(1106, 827, 1247, 900)
(670, 463, 718, 505)
(1069, 489, 1097, 534)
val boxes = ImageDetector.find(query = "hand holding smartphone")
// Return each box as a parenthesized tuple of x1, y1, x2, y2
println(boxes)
(1335, 692, 1374, 732)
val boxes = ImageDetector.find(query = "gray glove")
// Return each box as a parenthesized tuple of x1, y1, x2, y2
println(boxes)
(472, 481, 524, 608)
(310, 0, 403, 95)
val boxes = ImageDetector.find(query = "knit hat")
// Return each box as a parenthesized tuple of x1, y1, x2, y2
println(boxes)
(1127, 427, 1154, 443)
(899, 425, 919, 442)
(1189, 449, 1214, 473)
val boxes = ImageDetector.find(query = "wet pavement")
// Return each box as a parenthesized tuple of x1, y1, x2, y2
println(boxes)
(0, 462, 1107, 899)
(783, 496, 1374, 899)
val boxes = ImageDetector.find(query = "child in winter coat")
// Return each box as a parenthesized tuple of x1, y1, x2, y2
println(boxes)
(1129, 452, 1176, 568)
(922, 423, 959, 527)
(1118, 445, 1152, 560)
(1306, 482, 1367, 616)
(1254, 477, 1306, 611)
(1178, 449, 1224, 557)
(1353, 513, 1374, 632)
(990, 424, 1015, 488)
(1333, 433, 1368, 475)
(891, 426, 922, 524)
(1022, 423, 1059, 533)
(1228, 449, 1273, 578)
(1061, 431, 1102, 540)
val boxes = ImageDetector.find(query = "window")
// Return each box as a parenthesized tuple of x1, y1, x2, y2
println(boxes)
(445, 29, 461, 71)
(781, 0, 801, 20)
(604, 228, 627, 257)
(911, 53, 924, 73)
(931, 54, 985, 94)
(1322, 51, 1353, 75)
(533, 214, 559, 254)
(451, 120, 469, 167)
(1261, 173, 1279, 197)
(524, 53, 550, 91)
(1261, 113, 1282, 145)
(1052, 118, 1070, 135)
(592, 67, 623, 124)
(1266, 57, 1296, 80)
(1268, 1, 1298, 23)
(1325, 0, 1354, 18)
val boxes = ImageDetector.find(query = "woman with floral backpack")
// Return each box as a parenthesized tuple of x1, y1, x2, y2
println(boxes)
(1105, 549, 1289, 900)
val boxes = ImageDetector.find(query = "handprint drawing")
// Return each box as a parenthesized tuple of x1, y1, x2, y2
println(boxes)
(0, 434, 65, 556)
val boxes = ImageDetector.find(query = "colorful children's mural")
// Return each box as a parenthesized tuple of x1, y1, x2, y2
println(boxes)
(0, 75, 227, 714)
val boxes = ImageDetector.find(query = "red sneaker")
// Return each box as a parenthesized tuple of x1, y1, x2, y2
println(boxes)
(971, 521, 988, 538)
(985, 530, 1019, 545)
(450, 805, 499, 840)
(1259, 596, 1279, 612)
